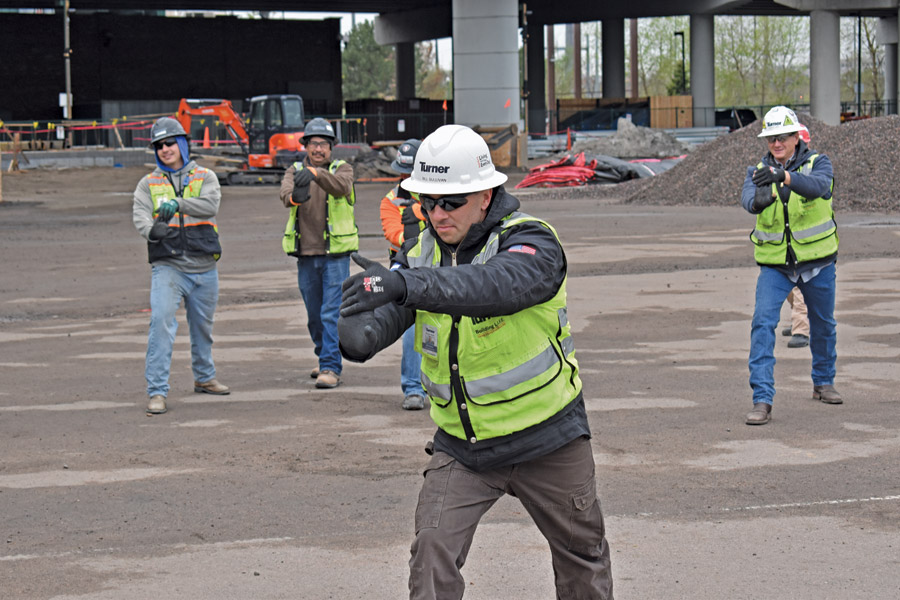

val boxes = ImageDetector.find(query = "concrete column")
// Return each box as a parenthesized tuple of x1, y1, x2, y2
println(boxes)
(810, 10, 841, 125)
(395, 42, 416, 100)
(525, 20, 546, 134)
(601, 18, 626, 98)
(452, 0, 520, 127)
(877, 16, 898, 115)
(690, 14, 715, 128)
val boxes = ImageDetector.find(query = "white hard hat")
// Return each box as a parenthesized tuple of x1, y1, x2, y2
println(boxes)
(758, 106, 804, 138)
(401, 124, 508, 195)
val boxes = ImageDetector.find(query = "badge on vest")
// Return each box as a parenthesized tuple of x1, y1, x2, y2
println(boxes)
(421, 324, 438, 357)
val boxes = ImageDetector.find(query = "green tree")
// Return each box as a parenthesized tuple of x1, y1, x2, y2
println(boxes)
(634, 16, 689, 97)
(840, 17, 884, 111)
(715, 15, 808, 107)
(342, 20, 395, 100)
(415, 41, 451, 99)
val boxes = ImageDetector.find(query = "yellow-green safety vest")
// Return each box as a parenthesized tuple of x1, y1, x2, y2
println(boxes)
(750, 154, 837, 265)
(147, 167, 221, 262)
(282, 159, 358, 256)
(406, 212, 582, 443)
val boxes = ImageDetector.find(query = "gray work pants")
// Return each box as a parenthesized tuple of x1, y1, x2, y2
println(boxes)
(409, 436, 613, 600)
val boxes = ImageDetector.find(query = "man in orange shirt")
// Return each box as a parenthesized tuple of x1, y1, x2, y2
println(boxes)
(379, 139, 427, 410)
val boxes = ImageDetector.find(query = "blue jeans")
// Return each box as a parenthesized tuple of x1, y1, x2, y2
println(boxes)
(401, 325, 426, 397)
(146, 265, 219, 397)
(749, 263, 837, 405)
(297, 255, 349, 374)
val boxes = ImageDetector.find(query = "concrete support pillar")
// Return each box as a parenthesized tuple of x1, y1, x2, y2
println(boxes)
(525, 20, 546, 134)
(452, 0, 520, 127)
(601, 18, 626, 98)
(877, 16, 898, 115)
(395, 42, 416, 100)
(810, 10, 841, 125)
(690, 14, 715, 127)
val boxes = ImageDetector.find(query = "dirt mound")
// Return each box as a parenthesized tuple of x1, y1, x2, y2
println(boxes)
(571, 117, 692, 159)
(625, 113, 900, 213)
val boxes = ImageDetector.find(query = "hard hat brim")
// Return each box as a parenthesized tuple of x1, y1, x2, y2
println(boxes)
(390, 159, 414, 174)
(401, 171, 508, 195)
(757, 123, 804, 138)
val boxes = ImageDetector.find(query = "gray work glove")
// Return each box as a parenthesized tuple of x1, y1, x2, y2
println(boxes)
(338, 310, 379, 361)
(751, 186, 777, 212)
(294, 167, 316, 187)
(340, 253, 406, 317)
(752, 165, 786, 187)
(292, 182, 310, 204)
(148, 217, 170, 241)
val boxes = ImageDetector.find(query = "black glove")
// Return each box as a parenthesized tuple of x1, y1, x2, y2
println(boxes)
(752, 165, 786, 187)
(340, 253, 406, 317)
(148, 217, 170, 241)
(292, 182, 310, 204)
(338, 311, 379, 361)
(157, 199, 179, 221)
(400, 206, 420, 226)
(294, 167, 316, 187)
(751, 186, 777, 212)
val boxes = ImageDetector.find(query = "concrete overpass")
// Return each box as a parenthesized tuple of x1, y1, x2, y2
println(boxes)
(3, 0, 899, 130)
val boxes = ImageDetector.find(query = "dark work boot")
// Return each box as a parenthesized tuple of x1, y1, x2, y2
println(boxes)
(746, 403, 772, 425)
(813, 384, 842, 404)
(787, 334, 809, 348)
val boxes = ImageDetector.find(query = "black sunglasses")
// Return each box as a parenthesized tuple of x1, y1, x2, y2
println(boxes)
(420, 193, 470, 212)
(765, 133, 795, 144)
(153, 138, 179, 150)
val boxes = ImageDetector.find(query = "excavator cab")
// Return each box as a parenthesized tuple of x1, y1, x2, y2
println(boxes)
(246, 94, 306, 168)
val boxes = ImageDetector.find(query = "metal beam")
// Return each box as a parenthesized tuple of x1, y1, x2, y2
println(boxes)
(374, 4, 451, 45)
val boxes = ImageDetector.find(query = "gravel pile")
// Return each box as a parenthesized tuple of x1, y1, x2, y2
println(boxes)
(572, 117, 692, 159)
(625, 113, 900, 213)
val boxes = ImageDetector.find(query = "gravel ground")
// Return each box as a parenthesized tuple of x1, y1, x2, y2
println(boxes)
(624, 113, 900, 213)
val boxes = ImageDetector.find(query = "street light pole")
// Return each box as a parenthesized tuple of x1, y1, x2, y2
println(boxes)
(674, 31, 686, 95)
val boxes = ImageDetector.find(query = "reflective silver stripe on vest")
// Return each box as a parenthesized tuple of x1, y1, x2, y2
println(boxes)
(407, 230, 437, 267)
(421, 371, 451, 401)
(465, 344, 558, 398)
(561, 335, 575, 357)
(792, 219, 836, 240)
(752, 229, 784, 242)
(470, 212, 527, 265)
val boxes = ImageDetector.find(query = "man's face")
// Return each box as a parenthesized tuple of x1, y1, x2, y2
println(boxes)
(155, 137, 184, 169)
(421, 189, 492, 245)
(765, 132, 799, 164)
(305, 136, 332, 167)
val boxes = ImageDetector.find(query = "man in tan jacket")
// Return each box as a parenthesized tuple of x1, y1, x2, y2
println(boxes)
(279, 118, 357, 389)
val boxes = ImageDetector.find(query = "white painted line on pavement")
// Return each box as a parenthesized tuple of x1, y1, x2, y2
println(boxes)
(634, 494, 900, 517)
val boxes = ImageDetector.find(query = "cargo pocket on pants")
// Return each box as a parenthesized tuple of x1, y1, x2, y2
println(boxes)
(414, 452, 456, 533)
(569, 475, 604, 555)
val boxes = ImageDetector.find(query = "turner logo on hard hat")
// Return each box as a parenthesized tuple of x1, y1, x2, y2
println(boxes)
(420, 162, 450, 174)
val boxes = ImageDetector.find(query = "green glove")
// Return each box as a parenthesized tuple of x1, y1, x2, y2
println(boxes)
(157, 199, 180, 221)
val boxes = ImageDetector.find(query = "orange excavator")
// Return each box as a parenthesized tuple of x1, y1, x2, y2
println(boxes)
(176, 95, 306, 184)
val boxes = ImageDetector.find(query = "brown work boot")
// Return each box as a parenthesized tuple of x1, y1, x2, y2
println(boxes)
(310, 367, 319, 379)
(194, 379, 230, 395)
(813, 384, 842, 404)
(745, 403, 771, 425)
(147, 395, 167, 415)
(315, 370, 340, 389)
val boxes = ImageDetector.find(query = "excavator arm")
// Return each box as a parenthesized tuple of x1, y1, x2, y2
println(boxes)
(176, 98, 251, 157)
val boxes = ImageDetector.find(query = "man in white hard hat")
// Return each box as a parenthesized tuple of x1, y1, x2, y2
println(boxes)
(132, 117, 229, 415)
(338, 124, 613, 599)
(741, 106, 840, 426)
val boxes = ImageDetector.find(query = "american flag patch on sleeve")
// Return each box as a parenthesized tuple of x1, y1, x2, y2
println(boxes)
(508, 244, 536, 255)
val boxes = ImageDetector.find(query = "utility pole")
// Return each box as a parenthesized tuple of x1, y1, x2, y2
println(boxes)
(62, 0, 73, 120)
(629, 18, 638, 97)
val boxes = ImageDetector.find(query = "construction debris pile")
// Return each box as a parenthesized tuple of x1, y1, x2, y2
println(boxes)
(571, 117, 692, 159)
(516, 152, 681, 188)
(625, 113, 900, 213)
(344, 144, 402, 181)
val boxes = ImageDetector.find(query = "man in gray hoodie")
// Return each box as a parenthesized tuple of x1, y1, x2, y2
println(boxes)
(132, 117, 229, 415)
